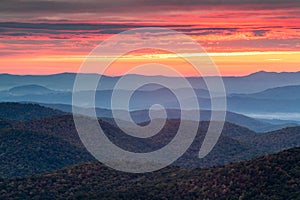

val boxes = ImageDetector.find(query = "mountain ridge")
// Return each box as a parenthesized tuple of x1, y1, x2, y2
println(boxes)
(2, 70, 300, 78)
(1, 110, 298, 178)
(231, 84, 300, 99)
(1, 147, 299, 199)
(1, 71, 300, 93)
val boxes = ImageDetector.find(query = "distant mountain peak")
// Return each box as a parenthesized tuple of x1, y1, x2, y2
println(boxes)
(244, 70, 300, 80)
(255, 70, 268, 74)
(8, 84, 54, 96)
(247, 70, 276, 76)
(248, 70, 300, 76)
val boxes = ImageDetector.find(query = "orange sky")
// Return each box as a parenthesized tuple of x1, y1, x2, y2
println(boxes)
(0, 1, 299, 76)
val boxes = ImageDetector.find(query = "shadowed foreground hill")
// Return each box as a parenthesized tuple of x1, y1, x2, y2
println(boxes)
(0, 103, 299, 180)
(0, 102, 63, 121)
(13, 112, 300, 163)
(0, 147, 299, 200)
(2, 111, 299, 179)
(8, 115, 256, 176)
(0, 128, 94, 179)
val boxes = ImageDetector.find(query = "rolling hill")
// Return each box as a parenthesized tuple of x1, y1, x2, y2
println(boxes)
(1, 103, 299, 179)
(0, 128, 94, 179)
(0, 147, 298, 199)
(0, 102, 63, 121)
(238, 126, 300, 153)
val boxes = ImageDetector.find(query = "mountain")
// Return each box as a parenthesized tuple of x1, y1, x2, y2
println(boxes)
(7, 84, 55, 96)
(0, 73, 76, 91)
(11, 114, 257, 170)
(238, 126, 300, 154)
(233, 70, 300, 93)
(0, 102, 64, 121)
(8, 114, 300, 176)
(3, 89, 299, 114)
(1, 147, 298, 199)
(40, 103, 296, 132)
(0, 128, 94, 179)
(258, 118, 300, 125)
(227, 85, 300, 113)
(129, 109, 290, 133)
(0, 87, 211, 110)
(1, 71, 300, 93)
(1, 83, 300, 118)
(1, 103, 299, 179)
(226, 96, 300, 113)
(231, 85, 300, 100)
(0, 118, 13, 129)
(1, 72, 300, 119)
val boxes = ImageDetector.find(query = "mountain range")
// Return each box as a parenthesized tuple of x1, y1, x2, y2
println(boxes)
(1, 86, 300, 114)
(1, 71, 300, 121)
(1, 147, 299, 199)
(0, 103, 299, 179)
(1, 72, 300, 198)
(1, 71, 300, 93)
(38, 103, 299, 133)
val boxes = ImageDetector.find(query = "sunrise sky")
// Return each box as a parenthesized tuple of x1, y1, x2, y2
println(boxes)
(0, 0, 299, 76)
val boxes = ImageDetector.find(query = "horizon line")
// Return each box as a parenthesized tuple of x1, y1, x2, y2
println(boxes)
(1, 70, 300, 78)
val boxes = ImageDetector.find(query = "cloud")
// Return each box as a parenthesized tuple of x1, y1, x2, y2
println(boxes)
(0, 22, 237, 36)
(0, 0, 298, 15)
(0, 22, 138, 30)
(252, 30, 268, 36)
(0, 22, 296, 42)
(0, 22, 190, 38)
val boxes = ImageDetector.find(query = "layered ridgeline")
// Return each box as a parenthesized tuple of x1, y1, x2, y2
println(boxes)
(1, 72, 300, 124)
(0, 103, 299, 180)
(40, 103, 300, 133)
(1, 147, 299, 199)
(1, 71, 300, 93)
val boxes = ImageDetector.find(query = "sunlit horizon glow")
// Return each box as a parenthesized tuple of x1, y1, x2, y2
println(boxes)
(0, 0, 299, 76)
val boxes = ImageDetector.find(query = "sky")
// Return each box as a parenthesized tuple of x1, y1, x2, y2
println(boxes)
(0, 0, 299, 76)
